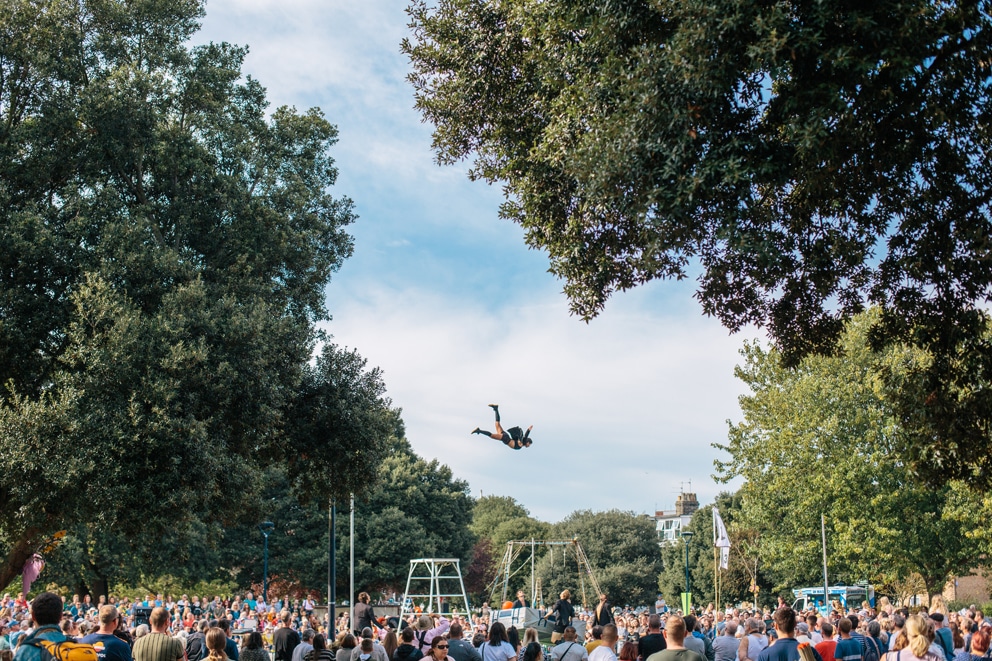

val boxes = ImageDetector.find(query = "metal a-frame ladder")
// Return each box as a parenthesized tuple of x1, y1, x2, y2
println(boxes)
(399, 558, 471, 622)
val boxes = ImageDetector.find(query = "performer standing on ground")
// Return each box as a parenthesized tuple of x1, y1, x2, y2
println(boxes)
(472, 405, 533, 450)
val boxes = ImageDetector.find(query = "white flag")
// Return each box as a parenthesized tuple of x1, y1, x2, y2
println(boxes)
(713, 508, 731, 570)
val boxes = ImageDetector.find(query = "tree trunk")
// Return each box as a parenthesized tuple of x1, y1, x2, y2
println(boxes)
(0, 529, 43, 594)
(91, 576, 109, 601)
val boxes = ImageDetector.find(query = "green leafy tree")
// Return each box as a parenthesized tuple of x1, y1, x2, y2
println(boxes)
(658, 493, 765, 608)
(471, 496, 550, 603)
(219, 434, 474, 598)
(403, 0, 992, 486)
(538, 510, 661, 608)
(716, 312, 985, 600)
(0, 0, 361, 590)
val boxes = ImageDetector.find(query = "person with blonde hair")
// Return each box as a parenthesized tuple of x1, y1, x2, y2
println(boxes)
(206, 628, 231, 661)
(517, 631, 540, 661)
(884, 615, 940, 661)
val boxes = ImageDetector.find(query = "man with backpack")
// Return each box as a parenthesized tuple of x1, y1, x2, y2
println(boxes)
(14, 593, 70, 661)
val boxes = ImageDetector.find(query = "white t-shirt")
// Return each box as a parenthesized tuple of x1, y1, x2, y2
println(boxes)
(588, 644, 617, 661)
(480, 642, 517, 661)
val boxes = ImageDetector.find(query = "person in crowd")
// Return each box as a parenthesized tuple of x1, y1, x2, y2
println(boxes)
(738, 619, 768, 661)
(81, 606, 133, 661)
(14, 593, 68, 661)
(133, 608, 184, 661)
(413, 616, 450, 655)
(216, 619, 239, 661)
(187, 621, 209, 661)
(479, 623, 516, 661)
(294, 631, 317, 661)
(593, 597, 613, 628)
(868, 622, 886, 661)
(645, 615, 704, 661)
(275, 611, 302, 661)
(932, 615, 954, 661)
(351, 630, 387, 661)
(617, 643, 637, 661)
(756, 608, 823, 661)
(241, 632, 270, 661)
(952, 627, 989, 661)
(835, 617, 863, 661)
(337, 635, 358, 661)
(589, 625, 618, 661)
(886, 614, 941, 661)
(551, 627, 588, 661)
(394, 630, 423, 661)
(382, 633, 399, 661)
(639, 615, 668, 660)
(890, 615, 908, 653)
(685, 615, 714, 661)
(507, 629, 521, 655)
(445, 624, 480, 661)
(306, 635, 336, 661)
(355, 596, 381, 636)
(586, 628, 604, 655)
(682, 616, 706, 659)
(712, 620, 737, 661)
(816, 622, 837, 661)
(205, 628, 231, 661)
(428, 638, 454, 661)
(521, 644, 542, 661)
(471, 405, 533, 450)
(516, 630, 539, 661)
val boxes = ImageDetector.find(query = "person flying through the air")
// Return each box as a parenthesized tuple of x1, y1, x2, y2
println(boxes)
(471, 404, 533, 449)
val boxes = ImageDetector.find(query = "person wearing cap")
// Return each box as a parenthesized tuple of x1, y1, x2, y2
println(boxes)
(81, 606, 133, 661)
(933, 614, 955, 661)
(14, 593, 69, 661)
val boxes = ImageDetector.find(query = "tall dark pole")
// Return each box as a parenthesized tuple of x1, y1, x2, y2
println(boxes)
(260, 521, 274, 603)
(681, 530, 694, 613)
(329, 500, 337, 633)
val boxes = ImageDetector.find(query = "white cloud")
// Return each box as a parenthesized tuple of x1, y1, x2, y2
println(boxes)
(197, 0, 756, 523)
(323, 282, 754, 523)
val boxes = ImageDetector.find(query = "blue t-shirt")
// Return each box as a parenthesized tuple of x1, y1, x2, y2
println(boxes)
(81, 633, 133, 661)
(757, 638, 824, 661)
(834, 638, 863, 661)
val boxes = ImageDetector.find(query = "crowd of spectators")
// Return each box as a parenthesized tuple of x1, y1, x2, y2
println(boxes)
(4, 589, 991, 661)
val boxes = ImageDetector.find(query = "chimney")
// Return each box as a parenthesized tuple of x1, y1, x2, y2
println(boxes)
(675, 492, 699, 516)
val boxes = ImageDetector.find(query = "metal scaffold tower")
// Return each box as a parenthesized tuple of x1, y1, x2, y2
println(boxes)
(399, 558, 471, 622)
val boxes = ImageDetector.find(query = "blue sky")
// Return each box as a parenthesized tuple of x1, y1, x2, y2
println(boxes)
(197, 0, 753, 522)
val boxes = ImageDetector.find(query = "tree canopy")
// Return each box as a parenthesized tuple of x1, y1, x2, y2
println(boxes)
(0, 0, 371, 591)
(716, 312, 986, 600)
(403, 0, 992, 486)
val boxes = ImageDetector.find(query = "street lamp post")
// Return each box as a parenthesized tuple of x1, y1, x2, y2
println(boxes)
(259, 521, 275, 603)
(681, 530, 694, 613)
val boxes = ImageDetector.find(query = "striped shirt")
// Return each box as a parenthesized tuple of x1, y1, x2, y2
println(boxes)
(133, 633, 185, 661)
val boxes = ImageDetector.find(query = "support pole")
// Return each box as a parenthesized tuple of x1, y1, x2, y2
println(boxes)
(350, 494, 355, 633)
(329, 500, 336, 633)
(821, 513, 829, 614)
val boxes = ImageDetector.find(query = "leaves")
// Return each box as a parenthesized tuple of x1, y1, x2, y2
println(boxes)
(404, 0, 992, 486)
(0, 0, 363, 591)
(715, 313, 985, 596)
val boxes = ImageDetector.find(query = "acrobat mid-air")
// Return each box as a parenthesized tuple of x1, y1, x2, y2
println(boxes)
(472, 404, 533, 450)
